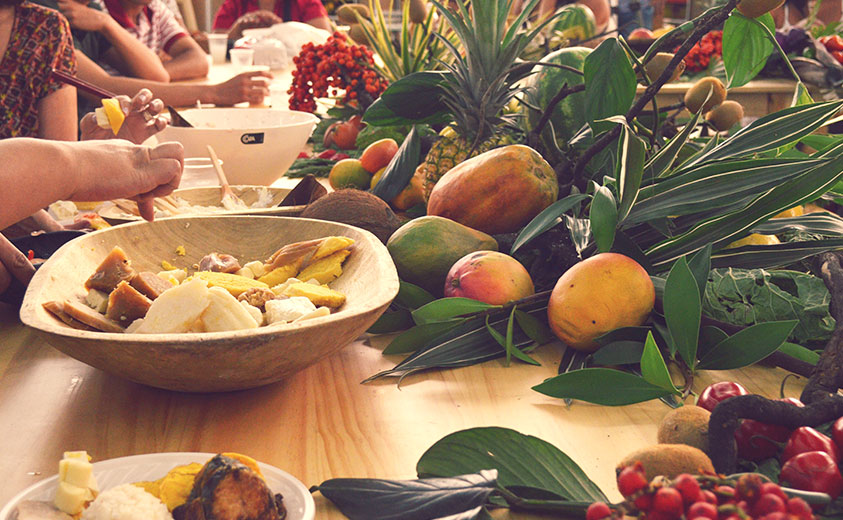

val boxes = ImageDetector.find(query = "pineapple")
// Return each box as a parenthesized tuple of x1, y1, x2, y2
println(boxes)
(415, 0, 555, 197)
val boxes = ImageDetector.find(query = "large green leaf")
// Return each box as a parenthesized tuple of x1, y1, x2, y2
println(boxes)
(616, 125, 646, 222)
(591, 341, 645, 365)
(644, 110, 703, 180)
(640, 331, 678, 392)
(371, 125, 422, 201)
(363, 72, 451, 126)
(628, 159, 827, 225)
(751, 213, 843, 237)
(645, 159, 843, 266)
(532, 368, 675, 405)
(412, 298, 497, 325)
(722, 12, 774, 88)
(583, 38, 636, 134)
(511, 194, 589, 253)
(679, 101, 843, 170)
(590, 183, 618, 252)
(710, 238, 843, 270)
(383, 319, 468, 355)
(777, 342, 820, 365)
(416, 427, 608, 502)
(663, 256, 701, 369)
(697, 320, 798, 370)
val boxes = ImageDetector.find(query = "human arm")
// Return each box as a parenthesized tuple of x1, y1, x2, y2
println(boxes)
(304, 14, 330, 30)
(80, 89, 168, 143)
(56, 0, 170, 81)
(75, 50, 272, 106)
(37, 86, 78, 141)
(161, 35, 210, 81)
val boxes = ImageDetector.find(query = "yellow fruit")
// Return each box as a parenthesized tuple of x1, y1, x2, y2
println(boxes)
(726, 233, 780, 249)
(390, 174, 426, 211)
(684, 77, 727, 114)
(652, 25, 675, 38)
(329, 159, 371, 190)
(296, 249, 351, 284)
(773, 206, 804, 219)
(98, 98, 125, 135)
(370, 166, 387, 189)
(547, 253, 655, 352)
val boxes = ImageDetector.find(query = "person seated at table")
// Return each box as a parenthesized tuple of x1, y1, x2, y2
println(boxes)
(98, 0, 209, 81)
(212, 0, 331, 42)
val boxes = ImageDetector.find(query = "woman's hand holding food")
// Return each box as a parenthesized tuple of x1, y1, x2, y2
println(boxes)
(69, 140, 184, 222)
(80, 89, 168, 144)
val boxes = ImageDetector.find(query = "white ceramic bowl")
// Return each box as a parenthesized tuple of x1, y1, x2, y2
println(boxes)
(155, 109, 318, 186)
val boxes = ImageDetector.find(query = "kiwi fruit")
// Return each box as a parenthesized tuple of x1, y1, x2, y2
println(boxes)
(737, 0, 784, 19)
(300, 189, 401, 244)
(617, 444, 715, 482)
(705, 100, 744, 132)
(644, 53, 685, 83)
(657, 406, 711, 453)
(684, 77, 727, 114)
(409, 0, 429, 23)
(348, 23, 370, 46)
(337, 4, 371, 24)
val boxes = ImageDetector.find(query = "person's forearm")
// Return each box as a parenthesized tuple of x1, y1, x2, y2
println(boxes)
(101, 19, 170, 81)
(306, 16, 331, 31)
(162, 48, 210, 81)
(0, 139, 80, 229)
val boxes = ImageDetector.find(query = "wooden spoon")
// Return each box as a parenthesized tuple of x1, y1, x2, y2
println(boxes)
(206, 145, 247, 210)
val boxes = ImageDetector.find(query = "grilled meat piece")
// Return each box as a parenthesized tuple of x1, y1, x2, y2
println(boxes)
(198, 253, 241, 274)
(173, 455, 286, 520)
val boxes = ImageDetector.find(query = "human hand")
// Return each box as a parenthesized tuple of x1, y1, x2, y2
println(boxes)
(56, 0, 109, 32)
(80, 89, 168, 144)
(228, 10, 283, 40)
(0, 233, 35, 297)
(213, 70, 273, 106)
(69, 140, 184, 221)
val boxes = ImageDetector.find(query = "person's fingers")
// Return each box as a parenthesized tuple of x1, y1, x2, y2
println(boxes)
(148, 141, 184, 170)
(0, 235, 35, 289)
(135, 198, 155, 222)
(146, 98, 164, 116)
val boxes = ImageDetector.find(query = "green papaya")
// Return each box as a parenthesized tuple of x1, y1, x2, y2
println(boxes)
(386, 216, 498, 296)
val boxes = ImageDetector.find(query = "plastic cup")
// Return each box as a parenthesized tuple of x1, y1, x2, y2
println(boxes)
(230, 48, 255, 70)
(207, 34, 228, 64)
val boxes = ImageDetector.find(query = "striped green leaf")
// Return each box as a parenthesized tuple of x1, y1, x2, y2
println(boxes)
(710, 238, 843, 269)
(627, 159, 827, 225)
(511, 194, 589, 253)
(679, 101, 843, 171)
(751, 213, 843, 237)
(616, 124, 646, 222)
(645, 159, 843, 266)
(644, 110, 703, 180)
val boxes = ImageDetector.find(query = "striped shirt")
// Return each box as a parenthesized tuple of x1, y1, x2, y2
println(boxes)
(103, 0, 188, 54)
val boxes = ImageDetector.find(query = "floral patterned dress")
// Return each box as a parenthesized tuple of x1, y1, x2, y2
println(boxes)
(0, 2, 76, 138)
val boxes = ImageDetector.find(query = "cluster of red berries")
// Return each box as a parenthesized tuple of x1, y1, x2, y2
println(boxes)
(681, 30, 723, 73)
(288, 32, 387, 113)
(587, 467, 815, 520)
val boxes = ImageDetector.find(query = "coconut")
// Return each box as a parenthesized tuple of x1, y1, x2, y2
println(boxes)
(300, 189, 401, 244)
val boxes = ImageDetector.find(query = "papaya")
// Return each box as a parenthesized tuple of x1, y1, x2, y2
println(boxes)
(427, 145, 558, 235)
(387, 216, 498, 296)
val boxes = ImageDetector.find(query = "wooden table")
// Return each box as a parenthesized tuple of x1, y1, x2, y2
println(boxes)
(0, 301, 805, 518)
(638, 78, 801, 119)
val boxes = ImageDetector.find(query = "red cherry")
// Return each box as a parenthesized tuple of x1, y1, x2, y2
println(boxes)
(634, 492, 654, 511)
(697, 381, 749, 412)
(759, 482, 787, 503)
(686, 501, 718, 520)
(653, 487, 683, 517)
(672, 474, 701, 504)
(752, 493, 786, 517)
(586, 502, 613, 520)
(617, 464, 649, 497)
(700, 490, 718, 504)
(786, 497, 813, 520)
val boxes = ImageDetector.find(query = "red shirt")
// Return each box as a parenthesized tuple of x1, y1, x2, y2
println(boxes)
(212, 0, 327, 30)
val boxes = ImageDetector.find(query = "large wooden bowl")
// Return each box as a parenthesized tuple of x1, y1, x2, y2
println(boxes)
(19, 216, 399, 393)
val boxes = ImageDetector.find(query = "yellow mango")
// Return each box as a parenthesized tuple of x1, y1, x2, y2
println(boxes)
(157, 462, 203, 511)
(257, 262, 301, 287)
(193, 271, 268, 296)
(297, 250, 351, 285)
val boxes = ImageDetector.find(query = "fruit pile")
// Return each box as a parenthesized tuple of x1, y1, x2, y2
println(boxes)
(697, 381, 843, 501)
(681, 30, 723, 73)
(288, 32, 387, 113)
(588, 469, 815, 520)
(818, 35, 843, 64)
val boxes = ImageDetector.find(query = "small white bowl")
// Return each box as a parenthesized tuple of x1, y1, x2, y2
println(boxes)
(156, 108, 318, 186)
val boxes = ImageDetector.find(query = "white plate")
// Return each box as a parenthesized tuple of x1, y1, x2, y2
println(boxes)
(0, 453, 315, 520)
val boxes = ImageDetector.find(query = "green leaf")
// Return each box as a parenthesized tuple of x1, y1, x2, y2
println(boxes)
(412, 297, 498, 325)
(368, 309, 414, 334)
(722, 12, 774, 88)
(514, 310, 554, 345)
(416, 427, 608, 502)
(371, 125, 421, 202)
(751, 213, 843, 237)
(710, 238, 843, 270)
(533, 368, 675, 405)
(688, 243, 713, 301)
(664, 256, 701, 369)
(486, 312, 540, 366)
(590, 341, 645, 366)
(363, 96, 450, 127)
(372, 71, 450, 122)
(383, 319, 467, 355)
(583, 38, 637, 134)
(698, 325, 729, 359)
(511, 194, 589, 253)
(777, 342, 820, 365)
(792, 81, 814, 107)
(616, 124, 647, 222)
(590, 183, 618, 252)
(397, 281, 436, 309)
(640, 331, 678, 392)
(697, 320, 798, 370)
(645, 110, 703, 180)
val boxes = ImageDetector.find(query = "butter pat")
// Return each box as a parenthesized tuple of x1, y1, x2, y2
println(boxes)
(59, 457, 93, 488)
(54, 451, 98, 515)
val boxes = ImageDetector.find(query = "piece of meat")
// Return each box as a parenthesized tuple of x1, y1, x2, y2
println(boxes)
(59, 300, 125, 333)
(11, 501, 73, 520)
(198, 253, 241, 274)
(105, 281, 152, 324)
(42, 301, 97, 331)
(174, 455, 284, 520)
(84, 246, 135, 292)
(130, 271, 173, 299)
(264, 239, 323, 272)
(237, 288, 277, 309)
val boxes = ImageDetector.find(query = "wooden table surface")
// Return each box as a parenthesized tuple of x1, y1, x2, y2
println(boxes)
(0, 300, 805, 518)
